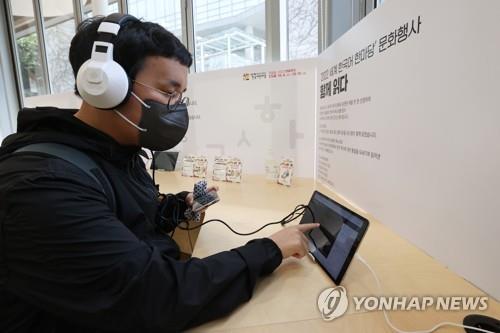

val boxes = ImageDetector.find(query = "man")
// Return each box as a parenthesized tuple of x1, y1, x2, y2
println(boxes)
(0, 14, 318, 332)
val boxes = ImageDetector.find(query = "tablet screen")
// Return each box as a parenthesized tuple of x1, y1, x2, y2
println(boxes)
(299, 191, 369, 285)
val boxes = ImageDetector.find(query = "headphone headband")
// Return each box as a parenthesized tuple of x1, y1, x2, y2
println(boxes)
(96, 14, 138, 43)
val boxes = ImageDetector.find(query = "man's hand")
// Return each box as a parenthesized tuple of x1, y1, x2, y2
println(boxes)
(268, 223, 320, 259)
(185, 184, 219, 207)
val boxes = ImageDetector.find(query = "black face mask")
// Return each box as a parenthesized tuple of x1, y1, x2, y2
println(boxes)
(114, 92, 189, 151)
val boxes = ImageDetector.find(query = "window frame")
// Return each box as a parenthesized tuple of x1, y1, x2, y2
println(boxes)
(3, 0, 328, 107)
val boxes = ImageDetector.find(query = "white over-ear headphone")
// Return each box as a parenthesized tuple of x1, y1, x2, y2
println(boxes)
(76, 13, 138, 110)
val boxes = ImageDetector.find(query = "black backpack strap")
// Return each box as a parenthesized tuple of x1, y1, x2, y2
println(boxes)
(0, 143, 116, 285)
(13, 143, 116, 212)
(0, 209, 6, 285)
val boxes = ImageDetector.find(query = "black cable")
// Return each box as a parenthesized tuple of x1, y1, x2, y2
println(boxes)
(150, 149, 157, 188)
(156, 188, 317, 238)
(157, 193, 184, 234)
(177, 204, 316, 236)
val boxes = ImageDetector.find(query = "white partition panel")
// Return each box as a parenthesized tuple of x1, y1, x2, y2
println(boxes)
(316, 0, 500, 299)
(175, 58, 317, 178)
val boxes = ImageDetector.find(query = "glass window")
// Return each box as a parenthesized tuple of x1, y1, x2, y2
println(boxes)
(83, 0, 120, 19)
(9, 0, 49, 97)
(0, 67, 14, 140)
(287, 0, 318, 60)
(193, 0, 266, 72)
(127, 0, 183, 40)
(42, 0, 76, 94)
(7, 0, 321, 105)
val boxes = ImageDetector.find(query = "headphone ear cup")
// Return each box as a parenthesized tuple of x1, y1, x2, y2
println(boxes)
(105, 60, 130, 108)
(117, 74, 133, 107)
(76, 59, 130, 109)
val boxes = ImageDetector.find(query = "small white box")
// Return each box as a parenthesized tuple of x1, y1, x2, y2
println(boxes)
(193, 156, 208, 178)
(226, 157, 242, 183)
(212, 156, 230, 181)
(212, 156, 243, 183)
(181, 155, 195, 177)
(182, 155, 207, 178)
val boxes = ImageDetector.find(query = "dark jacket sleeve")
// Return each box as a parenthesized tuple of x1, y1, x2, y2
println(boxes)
(157, 191, 191, 233)
(2, 172, 283, 332)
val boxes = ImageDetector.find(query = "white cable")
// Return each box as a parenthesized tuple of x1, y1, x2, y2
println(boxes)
(355, 254, 495, 333)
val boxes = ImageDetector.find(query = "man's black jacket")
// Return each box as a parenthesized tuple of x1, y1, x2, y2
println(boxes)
(0, 107, 282, 332)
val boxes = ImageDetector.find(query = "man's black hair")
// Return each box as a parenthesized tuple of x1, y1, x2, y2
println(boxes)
(69, 15, 192, 94)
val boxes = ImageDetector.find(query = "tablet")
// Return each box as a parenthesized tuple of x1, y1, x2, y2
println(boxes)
(299, 191, 369, 285)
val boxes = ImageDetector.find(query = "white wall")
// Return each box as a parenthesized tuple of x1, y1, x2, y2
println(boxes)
(316, 0, 500, 299)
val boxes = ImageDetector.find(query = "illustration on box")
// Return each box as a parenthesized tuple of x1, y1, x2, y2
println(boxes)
(277, 158, 294, 186)
(181, 155, 208, 178)
(212, 156, 242, 183)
